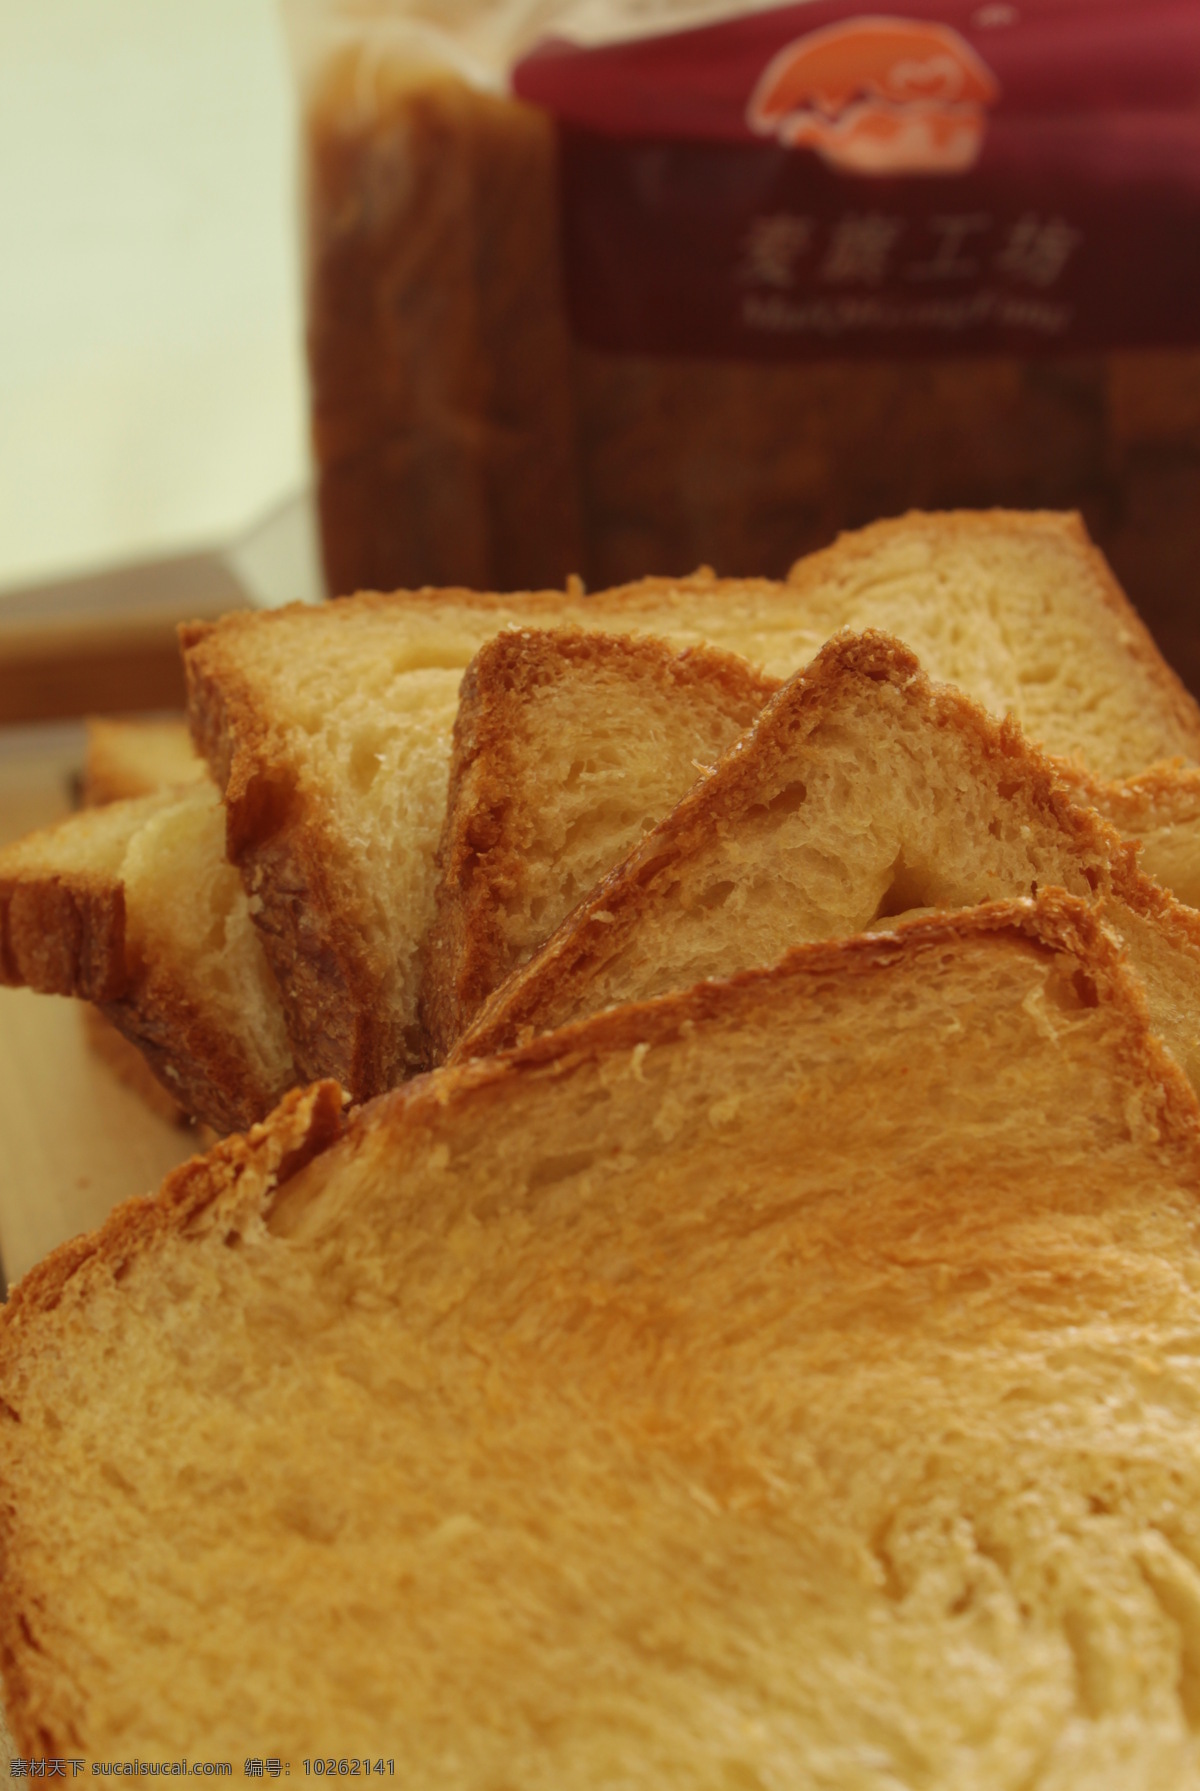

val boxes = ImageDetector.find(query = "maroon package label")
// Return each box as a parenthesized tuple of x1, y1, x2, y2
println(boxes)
(514, 1, 1200, 358)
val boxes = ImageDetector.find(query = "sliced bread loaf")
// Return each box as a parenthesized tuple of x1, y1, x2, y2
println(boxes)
(180, 576, 805, 1098)
(422, 628, 779, 1060)
(5, 895, 1200, 1776)
(183, 509, 1200, 1102)
(453, 631, 1200, 1093)
(0, 784, 295, 1133)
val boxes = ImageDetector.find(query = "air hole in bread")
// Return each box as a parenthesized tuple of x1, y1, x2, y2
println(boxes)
(527, 1149, 597, 1191)
(765, 781, 808, 817)
(561, 803, 642, 859)
(717, 1758, 770, 1790)
(275, 1496, 342, 1546)
(1036, 964, 1102, 1015)
(696, 879, 737, 913)
(871, 853, 933, 924)
(99, 1461, 138, 1500)
(1071, 968, 1100, 1010)
(349, 733, 387, 796)
(561, 754, 624, 793)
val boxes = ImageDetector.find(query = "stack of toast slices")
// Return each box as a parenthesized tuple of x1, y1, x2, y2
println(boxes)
(7, 507, 1200, 1765)
(4, 508, 1200, 1133)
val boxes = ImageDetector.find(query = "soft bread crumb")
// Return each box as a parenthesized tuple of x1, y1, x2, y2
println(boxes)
(4, 900, 1200, 1775)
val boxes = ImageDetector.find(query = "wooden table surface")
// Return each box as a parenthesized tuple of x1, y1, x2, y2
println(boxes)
(0, 723, 203, 1297)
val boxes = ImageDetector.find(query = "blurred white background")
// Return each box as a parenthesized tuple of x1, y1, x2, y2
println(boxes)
(0, 0, 310, 593)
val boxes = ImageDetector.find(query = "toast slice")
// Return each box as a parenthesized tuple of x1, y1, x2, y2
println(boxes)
(0, 784, 295, 1133)
(783, 508, 1200, 780)
(422, 628, 779, 1060)
(1063, 762, 1200, 912)
(5, 895, 1200, 1773)
(183, 510, 1200, 1101)
(83, 716, 203, 806)
(82, 716, 208, 1124)
(453, 631, 1200, 1093)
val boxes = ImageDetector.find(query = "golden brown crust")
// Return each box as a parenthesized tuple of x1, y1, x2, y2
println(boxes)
(450, 629, 1182, 1062)
(422, 628, 780, 1062)
(96, 982, 292, 1137)
(0, 871, 128, 1002)
(184, 609, 415, 1095)
(182, 629, 359, 1095)
(1059, 758, 1200, 825)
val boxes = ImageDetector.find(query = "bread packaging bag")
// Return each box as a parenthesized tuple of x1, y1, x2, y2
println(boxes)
(283, 0, 1200, 686)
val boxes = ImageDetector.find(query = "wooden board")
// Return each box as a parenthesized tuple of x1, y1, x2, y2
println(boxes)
(0, 723, 202, 1296)
(0, 550, 246, 726)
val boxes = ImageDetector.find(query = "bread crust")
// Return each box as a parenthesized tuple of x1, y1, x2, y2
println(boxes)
(421, 627, 780, 1062)
(0, 870, 128, 1003)
(451, 628, 1200, 1063)
(96, 977, 289, 1138)
(182, 623, 382, 1094)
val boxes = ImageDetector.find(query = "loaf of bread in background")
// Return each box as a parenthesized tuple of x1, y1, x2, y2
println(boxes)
(301, 59, 1200, 695)
(7, 894, 1200, 1773)
(306, 51, 581, 598)
(454, 630, 1200, 1093)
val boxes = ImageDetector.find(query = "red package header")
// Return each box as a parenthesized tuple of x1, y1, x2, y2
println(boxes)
(515, 0, 1200, 357)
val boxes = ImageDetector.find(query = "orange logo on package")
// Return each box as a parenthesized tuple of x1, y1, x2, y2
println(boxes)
(748, 16, 1000, 175)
